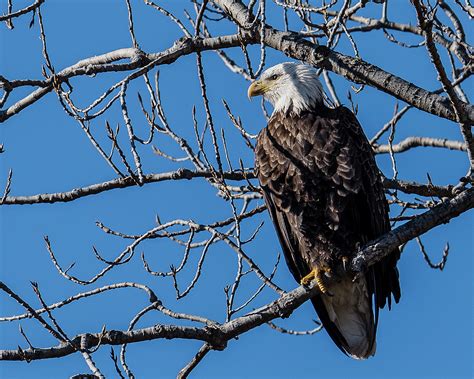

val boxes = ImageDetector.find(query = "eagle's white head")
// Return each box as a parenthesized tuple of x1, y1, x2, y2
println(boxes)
(248, 62, 324, 115)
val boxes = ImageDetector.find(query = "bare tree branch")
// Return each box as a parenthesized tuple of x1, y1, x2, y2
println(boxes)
(373, 136, 466, 154)
(1, 187, 472, 362)
(0, 0, 44, 22)
(211, 0, 474, 124)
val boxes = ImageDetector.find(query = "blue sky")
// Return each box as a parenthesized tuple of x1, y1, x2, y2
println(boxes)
(0, 1, 472, 378)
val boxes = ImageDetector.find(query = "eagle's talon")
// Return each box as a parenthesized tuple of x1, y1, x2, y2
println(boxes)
(300, 268, 316, 287)
(300, 267, 332, 296)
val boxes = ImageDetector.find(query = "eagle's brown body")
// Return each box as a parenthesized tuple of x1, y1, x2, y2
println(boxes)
(255, 104, 401, 358)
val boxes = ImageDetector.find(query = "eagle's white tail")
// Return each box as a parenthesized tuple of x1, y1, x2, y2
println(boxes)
(321, 275, 376, 359)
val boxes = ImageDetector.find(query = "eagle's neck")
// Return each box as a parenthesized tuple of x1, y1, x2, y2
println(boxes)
(271, 78, 324, 116)
(273, 100, 327, 119)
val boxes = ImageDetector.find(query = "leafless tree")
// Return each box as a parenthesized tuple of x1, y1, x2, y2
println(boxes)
(0, 0, 472, 378)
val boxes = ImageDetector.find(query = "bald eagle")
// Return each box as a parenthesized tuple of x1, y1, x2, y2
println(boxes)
(248, 62, 401, 359)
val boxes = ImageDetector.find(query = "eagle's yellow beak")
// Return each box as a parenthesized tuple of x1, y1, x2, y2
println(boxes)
(247, 80, 267, 99)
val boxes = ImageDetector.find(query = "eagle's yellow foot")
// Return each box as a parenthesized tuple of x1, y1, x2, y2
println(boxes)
(300, 268, 317, 286)
(300, 267, 332, 295)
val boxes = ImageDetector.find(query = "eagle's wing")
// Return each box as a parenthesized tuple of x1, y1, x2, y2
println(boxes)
(337, 107, 401, 312)
(255, 106, 400, 358)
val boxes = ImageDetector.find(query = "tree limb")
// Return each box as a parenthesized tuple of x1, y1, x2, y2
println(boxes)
(1, 169, 459, 206)
(373, 137, 466, 154)
(211, 0, 474, 124)
(1, 187, 472, 362)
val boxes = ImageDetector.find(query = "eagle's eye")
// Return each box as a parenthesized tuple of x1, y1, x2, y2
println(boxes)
(270, 74, 279, 80)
